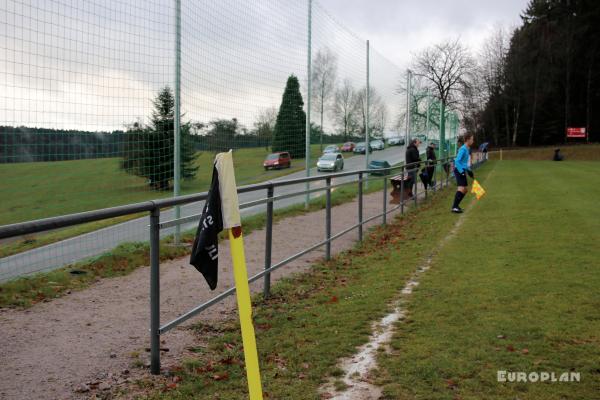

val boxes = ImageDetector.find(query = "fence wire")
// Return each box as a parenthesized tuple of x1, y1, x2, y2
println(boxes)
(0, 0, 439, 281)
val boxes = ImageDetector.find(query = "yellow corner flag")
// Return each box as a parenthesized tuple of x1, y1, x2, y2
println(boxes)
(471, 179, 486, 200)
(215, 151, 264, 400)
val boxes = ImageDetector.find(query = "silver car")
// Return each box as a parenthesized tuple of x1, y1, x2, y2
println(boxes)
(370, 139, 385, 150)
(317, 153, 344, 172)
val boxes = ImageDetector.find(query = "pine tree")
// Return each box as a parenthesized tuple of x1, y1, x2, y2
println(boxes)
(272, 75, 306, 159)
(121, 86, 198, 190)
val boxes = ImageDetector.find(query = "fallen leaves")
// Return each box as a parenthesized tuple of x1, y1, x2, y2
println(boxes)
(212, 372, 229, 381)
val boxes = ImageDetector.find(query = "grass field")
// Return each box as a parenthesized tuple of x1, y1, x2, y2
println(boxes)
(120, 159, 599, 399)
(0, 144, 358, 257)
(0, 145, 343, 226)
(375, 160, 600, 399)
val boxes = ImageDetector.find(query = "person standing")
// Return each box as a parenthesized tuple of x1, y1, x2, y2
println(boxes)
(405, 138, 421, 198)
(451, 133, 474, 213)
(425, 142, 437, 189)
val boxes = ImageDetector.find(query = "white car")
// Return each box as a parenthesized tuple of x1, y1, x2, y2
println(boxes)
(317, 153, 344, 172)
(370, 139, 385, 150)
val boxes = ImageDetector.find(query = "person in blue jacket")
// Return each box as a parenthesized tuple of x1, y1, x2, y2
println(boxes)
(451, 133, 475, 213)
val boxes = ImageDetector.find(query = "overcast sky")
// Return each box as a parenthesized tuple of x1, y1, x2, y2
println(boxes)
(321, 0, 529, 67)
(0, 0, 530, 132)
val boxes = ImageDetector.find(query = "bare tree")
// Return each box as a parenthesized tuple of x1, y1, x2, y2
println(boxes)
(354, 86, 385, 139)
(253, 106, 278, 150)
(331, 79, 359, 141)
(311, 47, 338, 150)
(412, 39, 475, 157)
(477, 25, 510, 145)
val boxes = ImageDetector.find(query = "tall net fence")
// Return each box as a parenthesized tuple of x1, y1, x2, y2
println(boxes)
(0, 0, 436, 281)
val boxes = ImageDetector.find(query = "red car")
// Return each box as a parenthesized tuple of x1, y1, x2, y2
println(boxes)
(341, 142, 356, 152)
(263, 152, 291, 170)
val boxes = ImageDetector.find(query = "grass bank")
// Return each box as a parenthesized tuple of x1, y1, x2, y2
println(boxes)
(487, 143, 600, 161)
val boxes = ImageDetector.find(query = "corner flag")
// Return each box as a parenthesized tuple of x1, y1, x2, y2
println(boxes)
(471, 179, 486, 200)
(189, 150, 264, 400)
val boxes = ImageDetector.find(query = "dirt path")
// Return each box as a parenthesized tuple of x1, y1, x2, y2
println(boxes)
(0, 188, 406, 400)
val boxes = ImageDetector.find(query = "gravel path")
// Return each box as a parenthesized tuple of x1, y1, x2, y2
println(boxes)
(0, 187, 407, 400)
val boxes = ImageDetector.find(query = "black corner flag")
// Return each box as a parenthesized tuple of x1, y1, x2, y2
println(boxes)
(189, 164, 223, 290)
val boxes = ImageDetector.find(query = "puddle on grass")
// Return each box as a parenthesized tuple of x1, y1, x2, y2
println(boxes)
(321, 264, 430, 400)
(320, 200, 470, 399)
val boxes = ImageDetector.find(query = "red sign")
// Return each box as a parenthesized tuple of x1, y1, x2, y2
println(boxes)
(566, 127, 586, 138)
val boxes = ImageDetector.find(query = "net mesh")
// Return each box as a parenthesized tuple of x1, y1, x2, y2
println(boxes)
(0, 0, 444, 280)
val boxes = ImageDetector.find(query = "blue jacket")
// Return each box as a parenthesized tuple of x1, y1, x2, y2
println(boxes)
(454, 144, 471, 173)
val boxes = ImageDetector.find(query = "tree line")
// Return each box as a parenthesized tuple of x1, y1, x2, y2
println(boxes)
(473, 0, 600, 146)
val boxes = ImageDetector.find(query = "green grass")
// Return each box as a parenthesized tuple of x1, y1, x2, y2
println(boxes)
(0, 169, 386, 308)
(488, 143, 600, 161)
(124, 170, 480, 399)
(0, 145, 339, 226)
(375, 160, 600, 399)
(0, 144, 356, 257)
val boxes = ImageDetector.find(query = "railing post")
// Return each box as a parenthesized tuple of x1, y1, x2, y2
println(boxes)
(149, 206, 161, 375)
(424, 168, 428, 199)
(325, 177, 332, 260)
(264, 184, 274, 299)
(414, 166, 418, 207)
(400, 166, 405, 215)
(382, 169, 387, 225)
(358, 172, 363, 241)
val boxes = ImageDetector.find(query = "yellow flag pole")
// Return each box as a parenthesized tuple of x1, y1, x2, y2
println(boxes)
(229, 226, 263, 400)
(215, 151, 263, 399)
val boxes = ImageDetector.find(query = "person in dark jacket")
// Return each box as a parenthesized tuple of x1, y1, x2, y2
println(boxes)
(553, 148, 564, 161)
(405, 138, 421, 197)
(425, 142, 437, 188)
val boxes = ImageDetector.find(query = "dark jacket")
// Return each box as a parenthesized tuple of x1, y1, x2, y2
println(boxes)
(426, 145, 436, 163)
(405, 143, 421, 170)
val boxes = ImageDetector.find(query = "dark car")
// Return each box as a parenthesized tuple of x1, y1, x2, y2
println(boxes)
(387, 137, 405, 146)
(368, 160, 391, 175)
(341, 142, 356, 152)
(353, 142, 373, 154)
(263, 152, 291, 170)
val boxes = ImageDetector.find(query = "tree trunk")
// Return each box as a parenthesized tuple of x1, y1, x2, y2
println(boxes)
(528, 64, 540, 146)
(492, 103, 499, 146)
(512, 96, 520, 146)
(586, 48, 596, 144)
(320, 84, 325, 151)
(564, 13, 572, 145)
(504, 102, 511, 147)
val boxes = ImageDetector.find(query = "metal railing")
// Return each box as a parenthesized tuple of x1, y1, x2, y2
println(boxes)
(0, 155, 486, 374)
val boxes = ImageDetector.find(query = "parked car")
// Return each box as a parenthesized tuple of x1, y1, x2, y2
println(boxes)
(263, 152, 291, 170)
(353, 142, 373, 154)
(340, 142, 356, 152)
(371, 139, 385, 150)
(368, 160, 391, 175)
(317, 153, 344, 172)
(323, 144, 340, 154)
(387, 137, 405, 146)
